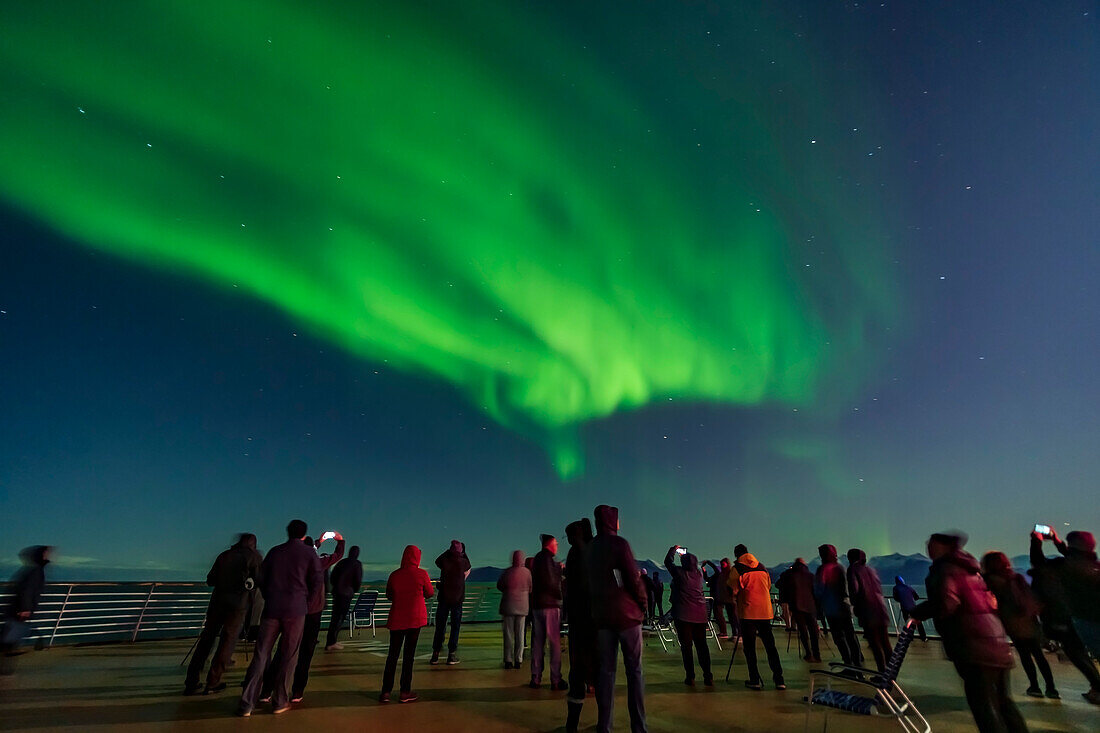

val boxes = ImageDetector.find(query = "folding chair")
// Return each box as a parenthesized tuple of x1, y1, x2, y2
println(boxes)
(652, 611, 679, 653)
(349, 590, 379, 638)
(805, 622, 928, 733)
(704, 599, 723, 651)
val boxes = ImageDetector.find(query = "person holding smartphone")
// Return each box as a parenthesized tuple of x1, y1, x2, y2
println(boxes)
(1029, 527, 1100, 704)
(664, 545, 713, 687)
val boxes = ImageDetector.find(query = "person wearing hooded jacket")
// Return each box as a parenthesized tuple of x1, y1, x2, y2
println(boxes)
(777, 558, 820, 662)
(587, 505, 648, 733)
(185, 534, 262, 695)
(1, 545, 50, 674)
(665, 546, 713, 686)
(846, 548, 892, 673)
(432, 540, 471, 665)
(728, 549, 785, 690)
(380, 545, 435, 703)
(325, 545, 363, 650)
(1029, 528, 1100, 704)
(981, 551, 1058, 699)
(564, 518, 595, 733)
(530, 533, 566, 689)
(813, 544, 859, 665)
(912, 532, 1026, 733)
(497, 549, 532, 669)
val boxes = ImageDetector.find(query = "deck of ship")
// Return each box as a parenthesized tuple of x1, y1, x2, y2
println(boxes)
(0, 626, 1094, 731)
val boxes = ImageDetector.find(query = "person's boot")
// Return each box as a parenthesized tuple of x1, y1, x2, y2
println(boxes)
(429, 650, 440, 665)
(447, 652, 460, 665)
(1025, 683, 1043, 698)
(565, 701, 582, 733)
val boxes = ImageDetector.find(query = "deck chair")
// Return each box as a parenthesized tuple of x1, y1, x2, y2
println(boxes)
(349, 590, 379, 638)
(805, 621, 928, 733)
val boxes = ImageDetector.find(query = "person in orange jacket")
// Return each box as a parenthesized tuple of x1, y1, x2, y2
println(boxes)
(728, 547, 785, 691)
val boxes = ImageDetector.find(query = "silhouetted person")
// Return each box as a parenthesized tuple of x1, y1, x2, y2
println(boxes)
(588, 505, 648, 733)
(665, 546, 713, 686)
(530, 533, 566, 689)
(1029, 529, 1100, 704)
(325, 544, 362, 650)
(640, 569, 655, 623)
(498, 550, 532, 669)
(237, 520, 322, 717)
(431, 539, 470, 665)
(892, 576, 927, 642)
(913, 532, 1027, 733)
(564, 518, 595, 733)
(814, 544, 859, 665)
(847, 548, 892, 672)
(650, 571, 664, 620)
(981, 551, 1058, 699)
(778, 558, 820, 662)
(729, 548, 784, 690)
(185, 534, 261, 695)
(282, 532, 344, 701)
(380, 545, 434, 703)
(1, 545, 50, 675)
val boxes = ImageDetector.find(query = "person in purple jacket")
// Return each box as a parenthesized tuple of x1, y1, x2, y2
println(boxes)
(236, 520, 322, 717)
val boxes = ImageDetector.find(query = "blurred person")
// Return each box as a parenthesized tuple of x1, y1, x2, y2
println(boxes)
(564, 518, 595, 733)
(380, 545, 434, 703)
(702, 559, 737, 638)
(665, 546, 713, 686)
(650, 571, 664, 620)
(497, 549, 532, 669)
(184, 534, 261, 695)
(814, 544, 859, 665)
(729, 548, 785, 691)
(640, 569, 655, 623)
(1029, 528, 1100, 703)
(530, 533, 566, 690)
(981, 551, 1058, 699)
(892, 576, 927, 642)
(587, 505, 648, 733)
(431, 539, 471, 665)
(1, 545, 51, 675)
(913, 532, 1026, 733)
(847, 548, 892, 672)
(237, 520, 321, 717)
(325, 544, 363, 650)
(778, 558, 820, 662)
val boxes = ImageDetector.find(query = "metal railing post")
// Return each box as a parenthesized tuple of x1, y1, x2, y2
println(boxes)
(132, 583, 158, 642)
(48, 584, 74, 648)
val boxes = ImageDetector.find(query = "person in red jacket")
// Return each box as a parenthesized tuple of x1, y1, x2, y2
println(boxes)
(380, 545, 435, 704)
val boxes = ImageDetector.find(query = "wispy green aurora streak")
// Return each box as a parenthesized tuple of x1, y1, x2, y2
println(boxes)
(0, 2, 895, 475)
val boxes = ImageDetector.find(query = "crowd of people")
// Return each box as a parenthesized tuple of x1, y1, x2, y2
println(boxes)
(3, 517, 1100, 733)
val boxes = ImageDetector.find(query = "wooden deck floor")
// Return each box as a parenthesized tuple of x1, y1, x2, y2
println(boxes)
(0, 626, 1094, 731)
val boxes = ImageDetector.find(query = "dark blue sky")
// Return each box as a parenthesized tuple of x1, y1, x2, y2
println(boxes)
(1, 2, 1097, 578)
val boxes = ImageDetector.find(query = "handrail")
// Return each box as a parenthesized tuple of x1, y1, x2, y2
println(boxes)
(2, 581, 931, 648)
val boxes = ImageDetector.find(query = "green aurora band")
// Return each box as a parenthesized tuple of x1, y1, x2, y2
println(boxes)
(0, 1, 896, 476)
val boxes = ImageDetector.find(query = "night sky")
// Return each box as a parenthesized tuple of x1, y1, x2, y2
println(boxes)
(1, 1, 1097, 579)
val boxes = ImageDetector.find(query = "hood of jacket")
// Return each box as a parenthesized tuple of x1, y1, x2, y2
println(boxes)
(347, 545, 360, 561)
(566, 518, 593, 546)
(449, 540, 464, 554)
(21, 545, 50, 566)
(511, 550, 526, 567)
(818, 544, 838, 564)
(401, 545, 421, 569)
(739, 553, 761, 569)
(681, 552, 699, 573)
(792, 559, 810, 572)
(594, 505, 618, 536)
(847, 548, 867, 566)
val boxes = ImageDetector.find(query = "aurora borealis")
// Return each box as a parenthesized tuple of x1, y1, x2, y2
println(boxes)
(2, 2, 1097, 576)
(0, 1, 894, 476)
